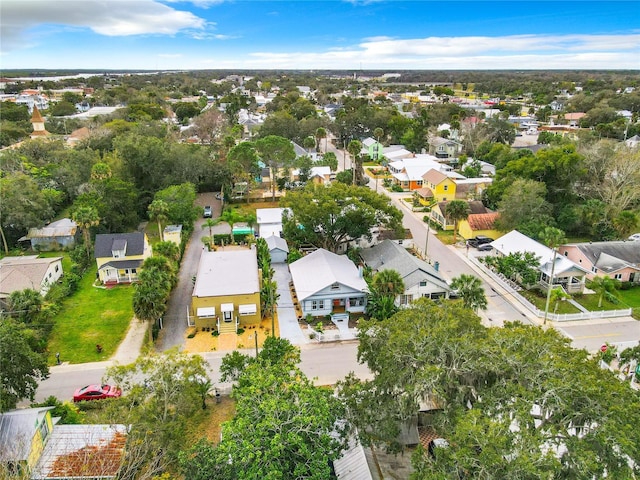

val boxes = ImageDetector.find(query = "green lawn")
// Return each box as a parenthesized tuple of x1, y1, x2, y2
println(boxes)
(616, 287, 640, 308)
(519, 289, 582, 314)
(47, 265, 134, 365)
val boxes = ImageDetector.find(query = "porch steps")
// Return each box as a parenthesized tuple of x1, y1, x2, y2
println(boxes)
(218, 322, 237, 334)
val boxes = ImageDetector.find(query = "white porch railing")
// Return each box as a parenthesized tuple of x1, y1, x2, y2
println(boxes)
(187, 306, 195, 327)
(467, 255, 632, 322)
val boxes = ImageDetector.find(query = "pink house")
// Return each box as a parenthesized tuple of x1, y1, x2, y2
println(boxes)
(559, 241, 640, 283)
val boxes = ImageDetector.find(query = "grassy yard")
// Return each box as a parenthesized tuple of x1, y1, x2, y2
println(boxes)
(519, 289, 582, 314)
(47, 265, 134, 365)
(228, 201, 280, 217)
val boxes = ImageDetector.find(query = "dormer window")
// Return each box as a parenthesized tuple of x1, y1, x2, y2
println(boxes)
(112, 239, 127, 258)
(331, 282, 340, 290)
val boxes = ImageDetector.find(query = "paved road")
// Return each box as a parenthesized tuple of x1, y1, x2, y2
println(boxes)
(371, 183, 531, 328)
(32, 342, 370, 403)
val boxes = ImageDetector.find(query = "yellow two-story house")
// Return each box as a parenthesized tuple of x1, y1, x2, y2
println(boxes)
(94, 233, 152, 285)
(421, 169, 458, 203)
(190, 248, 262, 334)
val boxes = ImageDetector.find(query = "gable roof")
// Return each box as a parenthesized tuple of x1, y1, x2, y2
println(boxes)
(31, 424, 128, 480)
(265, 235, 289, 253)
(27, 218, 77, 239)
(491, 230, 589, 276)
(467, 212, 499, 231)
(360, 240, 449, 290)
(0, 407, 53, 462)
(422, 169, 449, 184)
(0, 256, 62, 296)
(569, 241, 640, 273)
(193, 248, 260, 297)
(94, 233, 145, 258)
(289, 249, 367, 302)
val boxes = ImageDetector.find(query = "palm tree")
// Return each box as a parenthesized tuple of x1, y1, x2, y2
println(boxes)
(541, 227, 566, 325)
(549, 287, 571, 313)
(303, 136, 316, 154)
(219, 208, 246, 244)
(445, 200, 470, 243)
(588, 276, 620, 308)
(148, 199, 169, 242)
(315, 127, 327, 152)
(450, 274, 487, 312)
(347, 139, 363, 185)
(202, 218, 217, 239)
(366, 292, 399, 321)
(373, 127, 384, 162)
(613, 210, 638, 239)
(371, 269, 405, 298)
(72, 205, 100, 260)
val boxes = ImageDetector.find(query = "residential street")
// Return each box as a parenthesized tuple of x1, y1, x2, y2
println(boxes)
(31, 342, 370, 403)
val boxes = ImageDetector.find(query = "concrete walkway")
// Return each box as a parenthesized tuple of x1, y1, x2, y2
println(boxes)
(273, 263, 309, 345)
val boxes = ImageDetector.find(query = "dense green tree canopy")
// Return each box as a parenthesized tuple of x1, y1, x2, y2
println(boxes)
(340, 300, 640, 478)
(181, 338, 347, 480)
(0, 320, 49, 412)
(281, 182, 403, 253)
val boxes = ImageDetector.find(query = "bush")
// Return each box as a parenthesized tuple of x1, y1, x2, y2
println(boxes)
(237, 328, 245, 334)
(31, 396, 85, 424)
(212, 330, 220, 337)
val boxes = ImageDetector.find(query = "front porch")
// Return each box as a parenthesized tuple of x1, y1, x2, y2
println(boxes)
(540, 272, 586, 294)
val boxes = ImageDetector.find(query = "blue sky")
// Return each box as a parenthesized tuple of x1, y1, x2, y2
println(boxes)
(2, 1, 639, 70)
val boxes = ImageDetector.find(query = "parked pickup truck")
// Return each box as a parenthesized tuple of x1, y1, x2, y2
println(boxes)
(467, 236, 494, 248)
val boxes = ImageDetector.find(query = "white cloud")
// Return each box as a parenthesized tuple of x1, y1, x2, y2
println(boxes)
(1, 0, 206, 52)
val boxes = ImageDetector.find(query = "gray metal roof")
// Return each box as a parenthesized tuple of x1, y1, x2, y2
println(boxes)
(265, 235, 289, 253)
(573, 241, 640, 273)
(360, 240, 449, 290)
(289, 249, 367, 302)
(0, 407, 53, 462)
(98, 259, 143, 270)
(94, 233, 145, 258)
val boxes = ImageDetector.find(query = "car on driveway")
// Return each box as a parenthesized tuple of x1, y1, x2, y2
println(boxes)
(629, 233, 640, 241)
(73, 384, 122, 402)
(203, 205, 212, 218)
(467, 236, 494, 248)
(477, 243, 493, 252)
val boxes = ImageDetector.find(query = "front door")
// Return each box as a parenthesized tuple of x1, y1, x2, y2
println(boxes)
(223, 310, 232, 322)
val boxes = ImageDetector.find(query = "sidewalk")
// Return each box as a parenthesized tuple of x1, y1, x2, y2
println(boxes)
(49, 317, 148, 373)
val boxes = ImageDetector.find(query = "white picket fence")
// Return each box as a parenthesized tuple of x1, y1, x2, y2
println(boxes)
(467, 255, 632, 322)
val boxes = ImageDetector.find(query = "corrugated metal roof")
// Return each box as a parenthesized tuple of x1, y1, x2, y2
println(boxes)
(31, 424, 128, 479)
(333, 436, 374, 480)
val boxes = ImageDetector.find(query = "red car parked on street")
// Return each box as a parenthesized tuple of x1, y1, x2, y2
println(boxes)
(73, 384, 122, 402)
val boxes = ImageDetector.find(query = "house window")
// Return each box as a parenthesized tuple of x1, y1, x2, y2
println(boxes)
(419, 280, 427, 287)
(318, 300, 324, 310)
(39, 418, 50, 442)
(348, 297, 365, 307)
(442, 197, 447, 201)
(614, 273, 622, 280)
(443, 185, 448, 191)
(311, 300, 318, 310)
(331, 282, 340, 290)
(416, 180, 423, 186)
(55, 265, 59, 272)
(400, 294, 413, 305)
(591, 267, 598, 273)
(131, 269, 137, 274)
(564, 252, 568, 256)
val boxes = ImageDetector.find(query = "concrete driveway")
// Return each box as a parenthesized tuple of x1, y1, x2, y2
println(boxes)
(273, 263, 309, 345)
(155, 192, 225, 351)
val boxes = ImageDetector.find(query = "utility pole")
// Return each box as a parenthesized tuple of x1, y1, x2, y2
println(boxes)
(424, 216, 431, 262)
